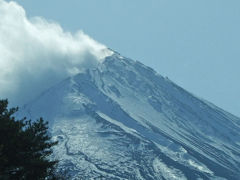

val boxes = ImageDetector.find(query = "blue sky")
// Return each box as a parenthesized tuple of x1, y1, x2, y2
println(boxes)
(7, 0, 240, 117)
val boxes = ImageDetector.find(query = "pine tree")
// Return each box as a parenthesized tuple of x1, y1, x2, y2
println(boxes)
(0, 99, 58, 180)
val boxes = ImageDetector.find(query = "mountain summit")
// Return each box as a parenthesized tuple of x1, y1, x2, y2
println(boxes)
(18, 52, 240, 179)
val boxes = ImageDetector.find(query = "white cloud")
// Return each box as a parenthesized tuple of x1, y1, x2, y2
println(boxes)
(0, 0, 112, 105)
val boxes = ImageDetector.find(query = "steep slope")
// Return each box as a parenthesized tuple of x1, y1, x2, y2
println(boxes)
(18, 52, 240, 179)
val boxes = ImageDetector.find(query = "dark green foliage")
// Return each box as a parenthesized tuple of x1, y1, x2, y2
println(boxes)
(0, 99, 58, 180)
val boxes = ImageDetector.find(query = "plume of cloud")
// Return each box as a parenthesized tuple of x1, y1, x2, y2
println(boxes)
(0, 0, 112, 105)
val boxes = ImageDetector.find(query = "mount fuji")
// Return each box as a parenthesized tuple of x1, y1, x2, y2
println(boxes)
(17, 51, 240, 180)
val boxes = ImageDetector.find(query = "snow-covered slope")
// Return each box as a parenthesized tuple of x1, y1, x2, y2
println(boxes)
(18, 52, 240, 179)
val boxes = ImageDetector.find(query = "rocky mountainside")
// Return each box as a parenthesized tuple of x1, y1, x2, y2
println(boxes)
(18, 52, 240, 179)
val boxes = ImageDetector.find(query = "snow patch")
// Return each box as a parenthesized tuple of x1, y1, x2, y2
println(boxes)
(153, 158, 187, 180)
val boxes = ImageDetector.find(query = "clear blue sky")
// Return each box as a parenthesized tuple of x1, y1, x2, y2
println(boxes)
(10, 0, 240, 117)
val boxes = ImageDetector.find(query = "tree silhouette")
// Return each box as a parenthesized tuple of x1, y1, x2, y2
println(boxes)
(0, 99, 58, 179)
